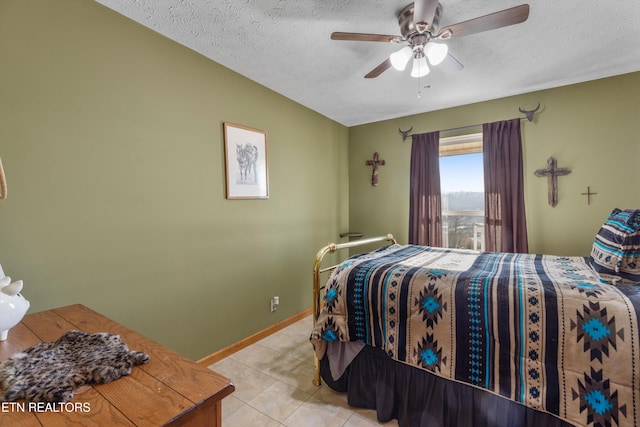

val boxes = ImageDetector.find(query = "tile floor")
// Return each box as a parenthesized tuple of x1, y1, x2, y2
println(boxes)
(208, 315, 398, 426)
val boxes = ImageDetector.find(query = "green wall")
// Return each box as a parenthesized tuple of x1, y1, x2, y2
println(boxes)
(0, 0, 349, 359)
(349, 72, 640, 256)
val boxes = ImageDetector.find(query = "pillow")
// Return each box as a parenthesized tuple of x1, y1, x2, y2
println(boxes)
(589, 208, 640, 284)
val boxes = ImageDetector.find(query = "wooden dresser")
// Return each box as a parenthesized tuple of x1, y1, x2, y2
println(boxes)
(0, 304, 234, 426)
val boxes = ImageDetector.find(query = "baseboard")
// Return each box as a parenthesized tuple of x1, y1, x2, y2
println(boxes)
(198, 307, 313, 366)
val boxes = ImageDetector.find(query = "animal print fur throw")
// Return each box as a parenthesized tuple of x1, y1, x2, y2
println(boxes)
(0, 330, 149, 402)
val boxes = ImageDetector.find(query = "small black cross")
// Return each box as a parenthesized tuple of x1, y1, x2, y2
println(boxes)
(581, 186, 597, 205)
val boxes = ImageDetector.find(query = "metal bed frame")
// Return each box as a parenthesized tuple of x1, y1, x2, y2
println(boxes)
(312, 234, 396, 386)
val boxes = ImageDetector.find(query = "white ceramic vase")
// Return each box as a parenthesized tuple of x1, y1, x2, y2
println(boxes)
(0, 265, 30, 341)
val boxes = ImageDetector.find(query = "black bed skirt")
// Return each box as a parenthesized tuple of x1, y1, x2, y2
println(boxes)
(320, 345, 574, 427)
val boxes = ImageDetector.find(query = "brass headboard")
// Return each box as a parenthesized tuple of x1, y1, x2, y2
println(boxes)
(312, 234, 396, 386)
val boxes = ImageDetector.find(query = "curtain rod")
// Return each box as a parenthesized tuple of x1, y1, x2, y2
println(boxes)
(399, 103, 540, 142)
(440, 123, 483, 134)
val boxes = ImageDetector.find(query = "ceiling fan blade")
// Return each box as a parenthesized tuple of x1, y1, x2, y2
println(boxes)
(439, 53, 464, 74)
(331, 32, 400, 43)
(365, 58, 392, 78)
(436, 4, 529, 39)
(413, 0, 438, 27)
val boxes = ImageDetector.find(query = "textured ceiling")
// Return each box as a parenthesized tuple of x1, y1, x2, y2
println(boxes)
(94, 0, 640, 127)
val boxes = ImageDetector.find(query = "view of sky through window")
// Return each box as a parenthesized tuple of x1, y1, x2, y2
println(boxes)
(440, 151, 485, 249)
(439, 153, 484, 193)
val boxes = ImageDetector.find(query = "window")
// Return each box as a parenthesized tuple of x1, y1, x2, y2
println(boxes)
(439, 133, 484, 250)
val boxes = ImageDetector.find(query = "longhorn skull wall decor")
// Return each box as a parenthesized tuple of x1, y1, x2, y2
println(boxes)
(519, 103, 541, 122)
(399, 127, 413, 142)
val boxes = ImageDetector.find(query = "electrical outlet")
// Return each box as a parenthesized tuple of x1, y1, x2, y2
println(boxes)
(270, 296, 279, 312)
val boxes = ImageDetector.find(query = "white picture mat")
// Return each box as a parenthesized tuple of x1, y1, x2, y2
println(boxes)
(224, 123, 269, 199)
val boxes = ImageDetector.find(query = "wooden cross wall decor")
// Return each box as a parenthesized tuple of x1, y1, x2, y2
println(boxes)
(366, 152, 386, 186)
(534, 157, 571, 207)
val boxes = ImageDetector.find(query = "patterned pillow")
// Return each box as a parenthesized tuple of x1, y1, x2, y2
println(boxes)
(589, 208, 640, 284)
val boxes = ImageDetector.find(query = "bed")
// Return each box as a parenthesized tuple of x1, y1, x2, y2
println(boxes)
(310, 209, 640, 427)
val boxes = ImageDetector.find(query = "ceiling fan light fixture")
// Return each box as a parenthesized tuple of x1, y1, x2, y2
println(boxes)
(410, 55, 430, 78)
(425, 42, 448, 66)
(333, 3, 530, 80)
(390, 46, 413, 71)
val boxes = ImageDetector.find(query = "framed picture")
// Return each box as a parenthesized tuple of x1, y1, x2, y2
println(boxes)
(223, 122, 269, 199)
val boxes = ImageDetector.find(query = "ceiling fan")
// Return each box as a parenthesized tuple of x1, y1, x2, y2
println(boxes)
(331, 1, 530, 78)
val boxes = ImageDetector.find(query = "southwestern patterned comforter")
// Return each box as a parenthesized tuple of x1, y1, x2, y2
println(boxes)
(310, 244, 640, 427)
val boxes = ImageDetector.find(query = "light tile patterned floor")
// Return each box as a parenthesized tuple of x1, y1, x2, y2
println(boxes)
(208, 315, 398, 426)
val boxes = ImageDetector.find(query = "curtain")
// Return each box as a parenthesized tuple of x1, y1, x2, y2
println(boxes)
(483, 119, 528, 253)
(409, 131, 442, 246)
